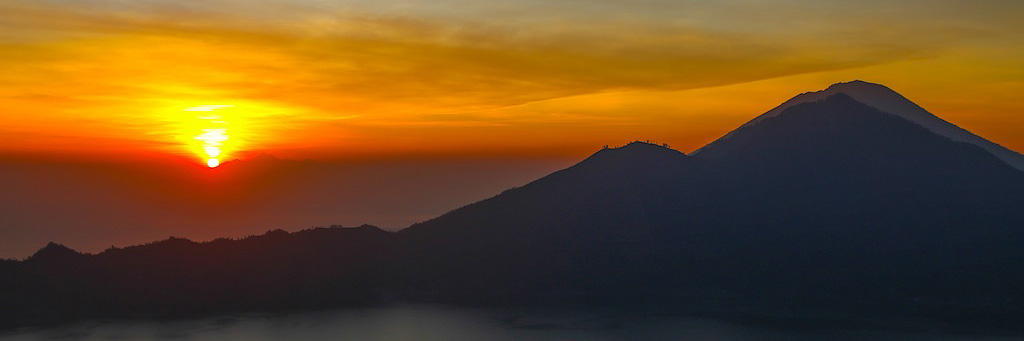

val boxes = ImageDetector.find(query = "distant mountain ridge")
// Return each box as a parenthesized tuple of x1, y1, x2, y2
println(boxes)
(3, 81, 1024, 331)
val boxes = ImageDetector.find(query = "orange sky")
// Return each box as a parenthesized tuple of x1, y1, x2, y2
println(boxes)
(1, 0, 1023, 259)
(1, 0, 1022, 165)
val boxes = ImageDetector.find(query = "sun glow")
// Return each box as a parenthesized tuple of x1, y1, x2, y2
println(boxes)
(185, 105, 233, 168)
(160, 99, 311, 167)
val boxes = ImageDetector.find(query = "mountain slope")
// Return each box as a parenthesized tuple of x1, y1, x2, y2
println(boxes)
(695, 80, 1024, 170)
(396, 141, 693, 303)
(403, 141, 689, 239)
(397, 92, 1024, 309)
(681, 94, 1024, 298)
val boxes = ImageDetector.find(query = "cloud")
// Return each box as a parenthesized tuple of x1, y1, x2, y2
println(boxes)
(0, 0, 1019, 158)
(2, 1, 991, 104)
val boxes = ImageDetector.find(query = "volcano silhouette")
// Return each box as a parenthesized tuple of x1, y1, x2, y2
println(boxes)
(4, 81, 1024, 331)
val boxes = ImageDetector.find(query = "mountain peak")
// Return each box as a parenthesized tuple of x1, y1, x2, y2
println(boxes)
(581, 141, 685, 169)
(694, 81, 1024, 170)
(591, 140, 680, 157)
(248, 153, 282, 163)
(825, 79, 890, 92)
(737, 80, 918, 128)
(27, 242, 83, 262)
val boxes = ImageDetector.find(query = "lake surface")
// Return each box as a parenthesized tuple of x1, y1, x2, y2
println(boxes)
(1, 306, 1018, 341)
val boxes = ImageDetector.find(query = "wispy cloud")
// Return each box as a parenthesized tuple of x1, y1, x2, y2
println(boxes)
(0, 0, 1021, 158)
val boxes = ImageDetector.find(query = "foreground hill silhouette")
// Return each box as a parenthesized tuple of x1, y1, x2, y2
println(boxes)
(3, 81, 1024, 331)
